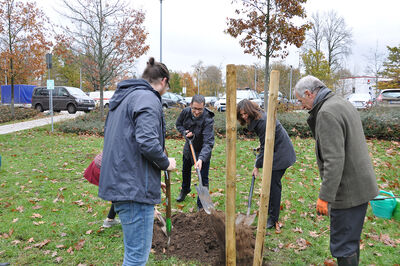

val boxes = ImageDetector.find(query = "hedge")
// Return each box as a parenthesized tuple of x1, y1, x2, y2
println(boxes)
(57, 107, 400, 140)
(0, 105, 39, 124)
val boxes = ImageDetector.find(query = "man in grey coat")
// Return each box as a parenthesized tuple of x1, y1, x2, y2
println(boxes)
(295, 75, 378, 266)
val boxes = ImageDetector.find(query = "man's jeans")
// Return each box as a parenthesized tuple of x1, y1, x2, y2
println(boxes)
(113, 201, 155, 266)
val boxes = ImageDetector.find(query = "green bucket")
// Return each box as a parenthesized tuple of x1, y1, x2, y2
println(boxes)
(392, 198, 400, 221)
(370, 190, 397, 219)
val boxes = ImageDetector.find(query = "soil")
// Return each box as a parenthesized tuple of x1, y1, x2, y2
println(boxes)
(152, 210, 262, 265)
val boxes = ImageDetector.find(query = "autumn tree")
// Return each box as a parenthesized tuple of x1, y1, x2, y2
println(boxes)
(379, 44, 400, 89)
(192, 61, 205, 95)
(52, 39, 81, 88)
(180, 72, 196, 97)
(302, 49, 332, 85)
(202, 65, 222, 96)
(169, 71, 182, 94)
(0, 0, 51, 118)
(226, 0, 310, 107)
(60, 0, 149, 117)
(304, 11, 352, 73)
(270, 62, 300, 101)
(364, 42, 386, 94)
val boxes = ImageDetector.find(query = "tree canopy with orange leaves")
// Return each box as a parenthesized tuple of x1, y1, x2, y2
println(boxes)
(59, 0, 149, 116)
(226, 0, 311, 106)
(0, 0, 51, 117)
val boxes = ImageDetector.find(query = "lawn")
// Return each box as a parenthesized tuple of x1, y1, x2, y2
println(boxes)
(0, 126, 399, 265)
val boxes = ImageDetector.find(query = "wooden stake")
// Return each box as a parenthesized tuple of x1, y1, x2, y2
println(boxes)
(253, 70, 280, 266)
(226, 64, 237, 266)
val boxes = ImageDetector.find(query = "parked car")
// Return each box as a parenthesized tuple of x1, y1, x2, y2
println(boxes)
(161, 92, 186, 109)
(376, 88, 400, 107)
(175, 94, 189, 107)
(259, 91, 287, 103)
(184, 96, 192, 104)
(31, 86, 95, 114)
(346, 93, 373, 109)
(89, 90, 115, 108)
(214, 89, 262, 112)
(205, 96, 218, 107)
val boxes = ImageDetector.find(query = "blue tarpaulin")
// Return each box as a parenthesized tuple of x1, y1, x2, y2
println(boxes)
(1, 84, 36, 104)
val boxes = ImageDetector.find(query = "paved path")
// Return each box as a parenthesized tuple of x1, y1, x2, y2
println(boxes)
(0, 111, 84, 135)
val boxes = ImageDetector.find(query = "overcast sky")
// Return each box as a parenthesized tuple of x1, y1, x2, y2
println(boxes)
(38, 0, 400, 77)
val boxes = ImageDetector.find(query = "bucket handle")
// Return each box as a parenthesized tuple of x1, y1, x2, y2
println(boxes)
(378, 190, 397, 208)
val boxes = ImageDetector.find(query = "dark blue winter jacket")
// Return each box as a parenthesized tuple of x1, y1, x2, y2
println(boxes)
(175, 107, 215, 162)
(98, 79, 170, 204)
(249, 112, 296, 171)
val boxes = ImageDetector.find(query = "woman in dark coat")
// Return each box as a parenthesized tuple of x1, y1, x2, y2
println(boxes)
(237, 99, 296, 230)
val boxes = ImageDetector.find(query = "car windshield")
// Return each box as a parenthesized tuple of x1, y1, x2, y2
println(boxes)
(237, 91, 250, 99)
(382, 91, 400, 98)
(66, 87, 87, 97)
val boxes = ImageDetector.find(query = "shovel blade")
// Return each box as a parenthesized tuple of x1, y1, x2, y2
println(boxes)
(235, 213, 256, 226)
(195, 185, 214, 214)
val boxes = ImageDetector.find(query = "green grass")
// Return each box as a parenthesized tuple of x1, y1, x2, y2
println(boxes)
(0, 126, 399, 265)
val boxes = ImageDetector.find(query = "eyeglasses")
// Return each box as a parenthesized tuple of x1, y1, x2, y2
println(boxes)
(191, 107, 204, 112)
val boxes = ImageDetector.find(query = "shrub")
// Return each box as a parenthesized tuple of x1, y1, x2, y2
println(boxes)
(58, 110, 107, 136)
(360, 107, 400, 140)
(0, 105, 39, 123)
(57, 106, 400, 140)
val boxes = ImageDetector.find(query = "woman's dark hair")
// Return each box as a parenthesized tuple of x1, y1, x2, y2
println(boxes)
(141, 57, 170, 86)
(236, 99, 262, 126)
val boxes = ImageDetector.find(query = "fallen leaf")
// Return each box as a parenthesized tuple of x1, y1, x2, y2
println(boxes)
(86, 230, 93, 235)
(55, 257, 63, 263)
(12, 218, 18, 223)
(74, 239, 85, 250)
(27, 237, 35, 243)
(31, 213, 43, 219)
(324, 258, 336, 266)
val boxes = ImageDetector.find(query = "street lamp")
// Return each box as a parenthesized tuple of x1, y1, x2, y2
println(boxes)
(197, 68, 200, 95)
(159, 0, 163, 62)
(289, 65, 293, 102)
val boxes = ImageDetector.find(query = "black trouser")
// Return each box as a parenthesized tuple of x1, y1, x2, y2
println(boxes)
(181, 155, 210, 208)
(107, 203, 116, 219)
(330, 202, 368, 258)
(268, 169, 286, 224)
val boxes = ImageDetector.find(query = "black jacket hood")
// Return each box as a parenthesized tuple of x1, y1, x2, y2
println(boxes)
(109, 79, 161, 111)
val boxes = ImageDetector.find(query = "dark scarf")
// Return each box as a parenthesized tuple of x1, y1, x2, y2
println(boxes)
(307, 87, 332, 138)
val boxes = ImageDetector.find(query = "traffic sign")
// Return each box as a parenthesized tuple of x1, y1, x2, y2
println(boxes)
(47, 80, 54, 90)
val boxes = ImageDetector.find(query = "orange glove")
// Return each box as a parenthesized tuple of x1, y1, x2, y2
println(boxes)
(316, 198, 329, 216)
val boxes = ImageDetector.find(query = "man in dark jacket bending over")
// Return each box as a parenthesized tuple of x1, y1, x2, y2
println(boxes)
(175, 94, 215, 210)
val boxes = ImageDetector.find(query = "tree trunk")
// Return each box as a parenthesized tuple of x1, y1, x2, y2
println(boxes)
(99, 0, 104, 118)
(263, 0, 271, 110)
(10, 56, 15, 119)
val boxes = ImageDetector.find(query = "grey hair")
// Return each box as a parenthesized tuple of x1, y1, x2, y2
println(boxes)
(294, 76, 326, 97)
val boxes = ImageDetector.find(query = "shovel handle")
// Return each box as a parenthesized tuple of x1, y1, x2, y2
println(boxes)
(247, 174, 256, 216)
(187, 137, 204, 187)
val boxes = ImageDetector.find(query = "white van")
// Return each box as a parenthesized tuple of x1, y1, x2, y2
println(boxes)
(89, 90, 115, 108)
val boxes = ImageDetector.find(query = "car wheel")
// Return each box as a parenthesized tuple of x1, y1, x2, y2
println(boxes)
(35, 104, 43, 112)
(67, 104, 77, 114)
(104, 103, 109, 108)
(163, 104, 168, 110)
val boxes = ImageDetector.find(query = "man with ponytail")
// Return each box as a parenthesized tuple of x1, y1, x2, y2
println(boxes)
(99, 57, 176, 265)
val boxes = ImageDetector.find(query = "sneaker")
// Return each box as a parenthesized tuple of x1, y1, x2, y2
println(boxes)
(102, 218, 120, 228)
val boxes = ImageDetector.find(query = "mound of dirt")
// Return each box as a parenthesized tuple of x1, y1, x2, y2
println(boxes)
(152, 210, 257, 265)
